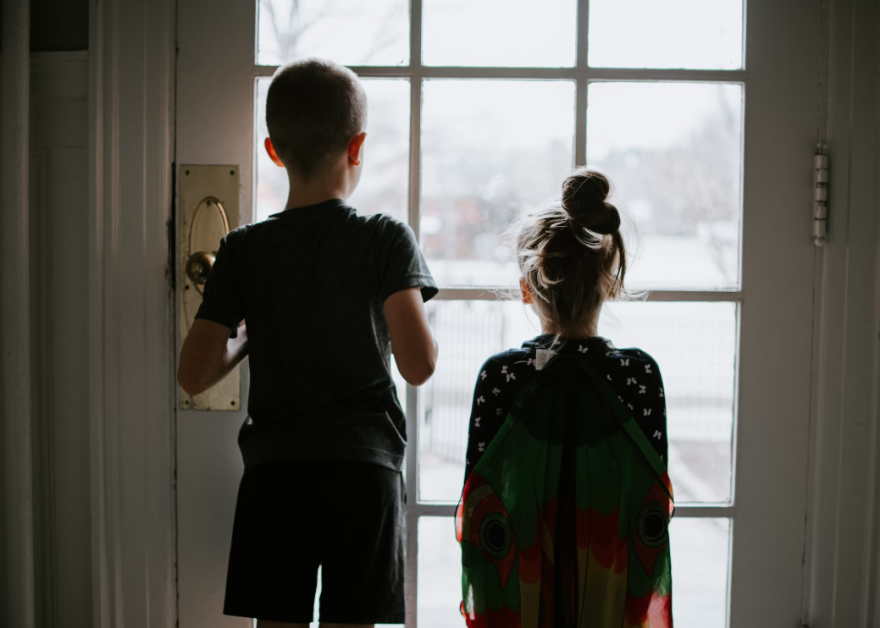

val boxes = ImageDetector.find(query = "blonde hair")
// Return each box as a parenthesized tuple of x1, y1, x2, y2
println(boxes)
(517, 168, 626, 338)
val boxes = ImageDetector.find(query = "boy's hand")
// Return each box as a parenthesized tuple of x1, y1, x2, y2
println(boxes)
(178, 318, 248, 396)
(384, 287, 438, 387)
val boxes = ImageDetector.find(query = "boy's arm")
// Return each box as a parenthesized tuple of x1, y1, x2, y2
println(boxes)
(177, 319, 248, 396)
(383, 287, 437, 387)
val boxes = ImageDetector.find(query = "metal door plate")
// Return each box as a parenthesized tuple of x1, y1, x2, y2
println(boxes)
(178, 164, 241, 410)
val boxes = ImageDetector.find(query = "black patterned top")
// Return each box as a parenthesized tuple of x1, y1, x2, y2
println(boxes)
(464, 334, 668, 486)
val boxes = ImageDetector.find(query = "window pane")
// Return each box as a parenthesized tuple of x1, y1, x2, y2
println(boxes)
(587, 82, 744, 290)
(419, 301, 541, 502)
(419, 517, 464, 628)
(419, 515, 730, 627)
(255, 78, 410, 223)
(669, 518, 731, 628)
(306, 566, 404, 627)
(423, 0, 576, 67)
(589, 0, 744, 69)
(419, 301, 736, 504)
(257, 0, 408, 66)
(421, 80, 575, 287)
(602, 302, 736, 504)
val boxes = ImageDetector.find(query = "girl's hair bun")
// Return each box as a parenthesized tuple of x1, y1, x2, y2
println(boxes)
(561, 169, 621, 235)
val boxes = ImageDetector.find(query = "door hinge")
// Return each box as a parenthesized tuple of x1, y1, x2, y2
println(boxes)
(813, 142, 829, 246)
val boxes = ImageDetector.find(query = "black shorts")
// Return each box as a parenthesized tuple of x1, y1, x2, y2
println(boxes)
(223, 459, 406, 624)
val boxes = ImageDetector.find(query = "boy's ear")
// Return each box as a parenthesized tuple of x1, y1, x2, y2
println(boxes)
(264, 137, 284, 168)
(348, 132, 367, 166)
(520, 277, 533, 304)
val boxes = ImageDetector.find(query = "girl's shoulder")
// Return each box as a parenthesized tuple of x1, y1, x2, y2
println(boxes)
(591, 343, 664, 384)
(475, 347, 540, 385)
(475, 338, 664, 385)
(601, 344, 660, 366)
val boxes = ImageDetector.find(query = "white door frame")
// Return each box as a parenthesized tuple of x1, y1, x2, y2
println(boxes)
(87, 1, 177, 627)
(801, 0, 880, 625)
(82, 1, 880, 627)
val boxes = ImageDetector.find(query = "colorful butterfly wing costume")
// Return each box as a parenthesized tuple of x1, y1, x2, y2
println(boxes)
(457, 355, 674, 628)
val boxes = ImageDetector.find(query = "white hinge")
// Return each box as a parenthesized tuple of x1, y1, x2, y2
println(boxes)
(814, 142, 829, 246)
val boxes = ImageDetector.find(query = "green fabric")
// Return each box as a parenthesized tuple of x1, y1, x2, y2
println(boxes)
(457, 355, 674, 628)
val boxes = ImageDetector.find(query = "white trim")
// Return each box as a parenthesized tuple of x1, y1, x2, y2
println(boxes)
(801, 0, 880, 625)
(88, 1, 177, 627)
(404, 3, 424, 624)
(726, 0, 822, 623)
(574, 0, 589, 167)
(412, 501, 733, 518)
(434, 288, 745, 302)
(1, 0, 35, 626)
(253, 64, 748, 82)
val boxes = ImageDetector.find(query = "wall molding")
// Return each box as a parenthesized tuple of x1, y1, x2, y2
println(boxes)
(29, 147, 59, 628)
(29, 50, 92, 628)
(1, 0, 35, 626)
(802, 0, 880, 625)
(88, 1, 177, 627)
(31, 52, 89, 105)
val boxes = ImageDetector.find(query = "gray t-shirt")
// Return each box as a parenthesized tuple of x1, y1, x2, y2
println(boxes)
(195, 199, 438, 471)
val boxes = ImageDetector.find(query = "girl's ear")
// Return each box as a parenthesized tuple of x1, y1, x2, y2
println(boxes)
(520, 277, 533, 304)
(264, 137, 284, 168)
(348, 132, 367, 166)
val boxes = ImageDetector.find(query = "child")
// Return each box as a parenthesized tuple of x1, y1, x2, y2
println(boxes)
(457, 169, 673, 627)
(178, 58, 439, 628)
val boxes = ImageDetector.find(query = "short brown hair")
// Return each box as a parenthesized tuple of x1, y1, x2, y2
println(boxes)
(517, 169, 627, 337)
(266, 58, 367, 178)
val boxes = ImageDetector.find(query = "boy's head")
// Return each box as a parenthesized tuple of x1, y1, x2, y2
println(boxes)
(266, 58, 367, 181)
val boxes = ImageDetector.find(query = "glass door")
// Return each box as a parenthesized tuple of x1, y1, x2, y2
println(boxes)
(176, 1, 820, 626)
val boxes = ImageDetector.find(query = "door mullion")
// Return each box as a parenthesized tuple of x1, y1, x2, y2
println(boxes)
(406, 0, 424, 623)
(577, 0, 590, 68)
(405, 382, 419, 628)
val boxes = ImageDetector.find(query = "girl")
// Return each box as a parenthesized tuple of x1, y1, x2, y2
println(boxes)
(457, 169, 674, 627)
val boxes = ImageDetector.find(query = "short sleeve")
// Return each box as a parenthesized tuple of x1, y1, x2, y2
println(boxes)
(195, 234, 244, 331)
(378, 221, 438, 303)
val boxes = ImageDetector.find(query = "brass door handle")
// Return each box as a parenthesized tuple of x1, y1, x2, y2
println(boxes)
(185, 250, 216, 285)
(186, 196, 229, 294)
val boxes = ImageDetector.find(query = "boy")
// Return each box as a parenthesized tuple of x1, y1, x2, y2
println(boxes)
(178, 58, 439, 628)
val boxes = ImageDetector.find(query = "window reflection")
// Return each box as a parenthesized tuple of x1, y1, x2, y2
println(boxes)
(589, 0, 744, 69)
(421, 80, 576, 287)
(257, 0, 408, 66)
(423, 0, 576, 67)
(588, 82, 744, 290)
